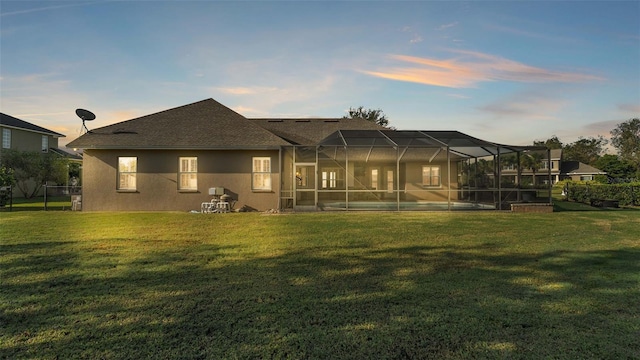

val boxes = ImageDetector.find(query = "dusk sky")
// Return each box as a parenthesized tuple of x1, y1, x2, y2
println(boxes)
(1, 1, 639, 149)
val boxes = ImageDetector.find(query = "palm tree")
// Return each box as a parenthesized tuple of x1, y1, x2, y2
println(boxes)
(521, 152, 544, 186)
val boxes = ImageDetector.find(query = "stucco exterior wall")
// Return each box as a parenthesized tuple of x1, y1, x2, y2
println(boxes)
(0, 126, 59, 154)
(81, 149, 280, 211)
(402, 162, 460, 201)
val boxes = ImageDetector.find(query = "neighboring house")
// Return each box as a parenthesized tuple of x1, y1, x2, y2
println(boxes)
(502, 148, 606, 184)
(0, 113, 65, 156)
(67, 98, 550, 212)
(560, 161, 607, 181)
(0, 113, 81, 197)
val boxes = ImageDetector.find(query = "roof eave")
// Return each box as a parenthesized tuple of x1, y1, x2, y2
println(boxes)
(68, 145, 284, 151)
(1, 124, 65, 138)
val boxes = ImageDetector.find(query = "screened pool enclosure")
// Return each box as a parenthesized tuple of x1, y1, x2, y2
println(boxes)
(279, 130, 552, 211)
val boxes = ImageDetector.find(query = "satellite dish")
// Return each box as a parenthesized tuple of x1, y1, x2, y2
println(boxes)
(75, 109, 96, 121)
(75, 108, 96, 133)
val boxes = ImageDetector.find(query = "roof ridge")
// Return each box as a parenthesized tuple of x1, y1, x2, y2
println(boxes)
(95, 98, 221, 128)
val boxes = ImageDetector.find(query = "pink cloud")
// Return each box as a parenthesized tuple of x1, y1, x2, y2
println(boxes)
(478, 90, 567, 119)
(363, 50, 604, 88)
(618, 103, 640, 113)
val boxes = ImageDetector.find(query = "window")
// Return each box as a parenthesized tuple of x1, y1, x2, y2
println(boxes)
(41, 136, 49, 152)
(179, 157, 197, 190)
(2, 129, 10, 149)
(118, 157, 137, 190)
(422, 165, 441, 187)
(321, 168, 340, 189)
(371, 169, 379, 190)
(252, 157, 271, 191)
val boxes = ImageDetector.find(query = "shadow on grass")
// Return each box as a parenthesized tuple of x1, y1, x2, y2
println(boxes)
(2, 241, 639, 359)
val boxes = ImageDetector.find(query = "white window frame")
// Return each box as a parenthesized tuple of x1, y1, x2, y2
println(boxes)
(179, 157, 198, 190)
(118, 157, 137, 191)
(540, 161, 555, 170)
(321, 168, 339, 189)
(422, 165, 441, 187)
(2, 129, 10, 149)
(252, 157, 271, 191)
(41, 135, 49, 152)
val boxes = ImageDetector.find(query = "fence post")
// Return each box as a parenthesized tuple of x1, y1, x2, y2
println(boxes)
(44, 184, 47, 211)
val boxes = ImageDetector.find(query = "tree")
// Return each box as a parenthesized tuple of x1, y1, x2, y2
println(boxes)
(0, 150, 69, 198)
(610, 118, 640, 175)
(594, 154, 636, 181)
(343, 106, 393, 128)
(533, 135, 563, 149)
(0, 166, 15, 206)
(521, 152, 544, 186)
(562, 136, 607, 166)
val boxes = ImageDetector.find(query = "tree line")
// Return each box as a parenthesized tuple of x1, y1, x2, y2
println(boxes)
(533, 118, 639, 180)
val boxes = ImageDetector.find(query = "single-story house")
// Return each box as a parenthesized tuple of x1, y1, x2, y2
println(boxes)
(67, 98, 551, 212)
(560, 161, 607, 181)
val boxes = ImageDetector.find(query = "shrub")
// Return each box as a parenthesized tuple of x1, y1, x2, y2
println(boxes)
(566, 181, 640, 206)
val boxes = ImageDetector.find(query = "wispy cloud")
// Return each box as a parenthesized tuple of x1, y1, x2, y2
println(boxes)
(215, 86, 278, 96)
(446, 93, 470, 99)
(477, 90, 567, 119)
(409, 34, 423, 44)
(618, 103, 640, 114)
(437, 21, 459, 31)
(0, 1, 104, 17)
(402, 26, 423, 44)
(363, 50, 604, 88)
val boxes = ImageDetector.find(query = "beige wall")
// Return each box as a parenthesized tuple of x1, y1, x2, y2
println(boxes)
(81, 149, 280, 211)
(402, 162, 459, 201)
(0, 127, 59, 154)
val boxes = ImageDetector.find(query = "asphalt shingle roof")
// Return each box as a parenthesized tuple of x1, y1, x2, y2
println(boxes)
(67, 99, 290, 149)
(561, 161, 606, 175)
(250, 118, 385, 145)
(0, 113, 65, 137)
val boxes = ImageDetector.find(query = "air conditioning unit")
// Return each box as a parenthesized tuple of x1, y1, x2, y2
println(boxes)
(209, 187, 224, 196)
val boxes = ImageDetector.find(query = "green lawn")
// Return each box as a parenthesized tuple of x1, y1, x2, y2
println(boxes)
(1, 196, 73, 212)
(1, 211, 639, 359)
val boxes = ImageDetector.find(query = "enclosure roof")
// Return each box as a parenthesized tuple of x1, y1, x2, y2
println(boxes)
(250, 117, 385, 145)
(318, 130, 546, 158)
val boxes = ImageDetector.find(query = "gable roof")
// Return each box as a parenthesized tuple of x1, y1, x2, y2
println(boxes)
(561, 161, 606, 175)
(550, 148, 562, 159)
(67, 99, 290, 149)
(0, 113, 65, 137)
(250, 118, 385, 145)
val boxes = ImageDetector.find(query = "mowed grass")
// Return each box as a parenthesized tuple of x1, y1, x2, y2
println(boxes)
(1, 211, 639, 359)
